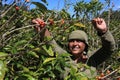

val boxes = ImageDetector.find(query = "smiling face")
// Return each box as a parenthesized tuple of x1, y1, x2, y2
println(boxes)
(68, 39, 86, 57)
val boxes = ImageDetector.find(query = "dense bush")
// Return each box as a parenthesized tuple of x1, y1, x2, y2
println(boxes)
(0, 0, 120, 80)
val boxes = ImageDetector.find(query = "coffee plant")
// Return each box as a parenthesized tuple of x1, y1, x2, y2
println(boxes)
(0, 0, 120, 80)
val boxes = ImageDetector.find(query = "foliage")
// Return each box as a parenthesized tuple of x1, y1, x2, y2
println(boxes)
(73, 0, 103, 20)
(0, 0, 120, 80)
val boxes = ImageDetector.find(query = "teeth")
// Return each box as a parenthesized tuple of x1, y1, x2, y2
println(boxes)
(72, 46, 80, 50)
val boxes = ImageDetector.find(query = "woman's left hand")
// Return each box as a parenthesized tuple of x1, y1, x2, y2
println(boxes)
(92, 18, 108, 33)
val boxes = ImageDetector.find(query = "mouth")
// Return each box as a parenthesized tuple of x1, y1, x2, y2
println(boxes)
(71, 46, 80, 51)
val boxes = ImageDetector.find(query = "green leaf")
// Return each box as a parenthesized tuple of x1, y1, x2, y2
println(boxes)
(74, 23, 85, 27)
(15, 74, 36, 80)
(0, 60, 7, 80)
(42, 45, 54, 56)
(80, 76, 89, 80)
(32, 2, 47, 11)
(43, 58, 55, 64)
(70, 66, 78, 76)
(27, 44, 35, 49)
(28, 51, 39, 58)
(0, 52, 8, 59)
(3, 45, 12, 51)
(11, 47, 17, 54)
(55, 63, 64, 72)
(33, 47, 41, 51)
(15, 40, 27, 47)
(48, 71, 55, 78)
(17, 63, 29, 72)
(3, 45, 17, 54)
(41, 0, 48, 5)
(57, 52, 71, 58)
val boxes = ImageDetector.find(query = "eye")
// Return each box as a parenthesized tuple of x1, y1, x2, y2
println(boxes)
(76, 39, 81, 42)
(69, 39, 74, 42)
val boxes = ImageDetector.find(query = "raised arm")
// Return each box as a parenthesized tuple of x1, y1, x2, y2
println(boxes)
(87, 18, 116, 67)
(32, 18, 51, 37)
(32, 18, 67, 54)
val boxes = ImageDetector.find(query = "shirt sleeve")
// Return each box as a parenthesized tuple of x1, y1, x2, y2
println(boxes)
(87, 30, 116, 67)
(48, 39, 67, 54)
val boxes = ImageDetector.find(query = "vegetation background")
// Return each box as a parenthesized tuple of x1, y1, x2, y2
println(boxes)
(0, 0, 120, 80)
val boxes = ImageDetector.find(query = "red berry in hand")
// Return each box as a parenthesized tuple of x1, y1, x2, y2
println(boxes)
(38, 21, 45, 27)
(15, 6, 20, 10)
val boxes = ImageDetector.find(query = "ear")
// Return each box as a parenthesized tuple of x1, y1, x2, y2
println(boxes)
(84, 43, 88, 53)
(82, 52, 88, 63)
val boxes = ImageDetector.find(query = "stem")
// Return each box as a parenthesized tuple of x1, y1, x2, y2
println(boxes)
(0, 11, 17, 30)
(0, 2, 16, 18)
(103, 64, 112, 73)
(2, 25, 34, 39)
(101, 67, 120, 79)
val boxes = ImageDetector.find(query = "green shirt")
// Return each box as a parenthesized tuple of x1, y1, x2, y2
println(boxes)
(49, 30, 115, 67)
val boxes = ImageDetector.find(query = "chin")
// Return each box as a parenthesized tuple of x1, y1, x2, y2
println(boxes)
(71, 51, 80, 55)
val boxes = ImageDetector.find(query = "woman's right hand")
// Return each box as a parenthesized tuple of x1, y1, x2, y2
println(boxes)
(32, 18, 46, 32)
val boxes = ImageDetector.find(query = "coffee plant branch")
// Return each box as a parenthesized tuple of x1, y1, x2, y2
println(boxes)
(0, 2, 16, 19)
(101, 67, 120, 79)
(2, 24, 35, 39)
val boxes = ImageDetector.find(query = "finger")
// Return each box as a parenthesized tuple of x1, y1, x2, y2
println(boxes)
(35, 26, 41, 32)
(93, 18, 102, 25)
(32, 19, 39, 24)
(36, 18, 44, 23)
(91, 19, 97, 26)
(37, 27, 41, 31)
(97, 18, 103, 25)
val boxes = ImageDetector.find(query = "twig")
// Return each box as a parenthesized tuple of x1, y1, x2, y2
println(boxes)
(0, 2, 16, 19)
(2, 24, 35, 39)
(101, 67, 120, 79)
(0, 50, 25, 59)
(3, 29, 32, 45)
(103, 64, 112, 73)
(0, 12, 17, 30)
(23, 25, 48, 48)
(0, 0, 26, 30)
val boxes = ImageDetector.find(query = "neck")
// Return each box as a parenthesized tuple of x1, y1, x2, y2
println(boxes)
(71, 52, 88, 63)
(71, 53, 83, 63)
